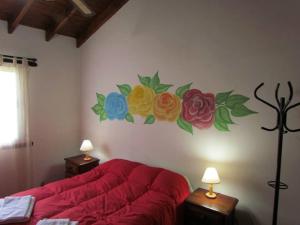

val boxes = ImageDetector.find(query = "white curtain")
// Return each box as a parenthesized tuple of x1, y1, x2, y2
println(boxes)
(0, 57, 32, 194)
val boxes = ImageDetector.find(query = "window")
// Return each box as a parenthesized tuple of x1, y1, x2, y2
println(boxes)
(0, 64, 29, 149)
(0, 69, 18, 146)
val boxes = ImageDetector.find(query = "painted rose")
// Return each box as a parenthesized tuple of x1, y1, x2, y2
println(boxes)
(182, 89, 215, 129)
(127, 85, 155, 117)
(153, 92, 181, 121)
(104, 92, 128, 120)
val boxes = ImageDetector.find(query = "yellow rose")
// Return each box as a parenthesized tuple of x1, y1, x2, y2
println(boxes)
(153, 92, 181, 121)
(127, 85, 155, 117)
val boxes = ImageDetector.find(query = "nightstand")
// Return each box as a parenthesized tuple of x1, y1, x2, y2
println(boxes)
(185, 188, 238, 225)
(64, 154, 99, 178)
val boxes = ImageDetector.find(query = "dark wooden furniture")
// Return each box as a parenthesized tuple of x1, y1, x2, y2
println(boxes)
(64, 154, 99, 178)
(185, 188, 238, 225)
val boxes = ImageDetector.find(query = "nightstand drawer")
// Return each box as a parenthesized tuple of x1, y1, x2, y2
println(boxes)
(78, 161, 99, 173)
(185, 202, 223, 225)
(65, 162, 79, 174)
(185, 211, 208, 225)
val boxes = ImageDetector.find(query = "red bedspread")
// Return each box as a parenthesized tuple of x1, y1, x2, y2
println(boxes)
(12, 159, 190, 225)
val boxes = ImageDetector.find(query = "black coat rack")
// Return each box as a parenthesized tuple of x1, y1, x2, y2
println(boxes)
(254, 81, 300, 225)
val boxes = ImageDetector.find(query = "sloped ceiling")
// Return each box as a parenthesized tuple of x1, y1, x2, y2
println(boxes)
(0, 0, 129, 47)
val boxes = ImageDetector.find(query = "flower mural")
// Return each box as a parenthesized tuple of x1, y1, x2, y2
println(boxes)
(182, 89, 215, 129)
(153, 92, 181, 122)
(127, 85, 155, 117)
(104, 92, 128, 120)
(92, 72, 257, 134)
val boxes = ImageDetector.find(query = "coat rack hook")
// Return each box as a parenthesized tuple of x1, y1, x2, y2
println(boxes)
(284, 102, 300, 132)
(284, 81, 294, 110)
(275, 83, 280, 107)
(262, 126, 278, 132)
(254, 83, 280, 131)
(254, 83, 280, 114)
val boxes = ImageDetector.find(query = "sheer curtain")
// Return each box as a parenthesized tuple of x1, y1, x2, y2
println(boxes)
(0, 57, 32, 194)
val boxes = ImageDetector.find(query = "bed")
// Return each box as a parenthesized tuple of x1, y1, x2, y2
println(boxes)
(11, 159, 190, 225)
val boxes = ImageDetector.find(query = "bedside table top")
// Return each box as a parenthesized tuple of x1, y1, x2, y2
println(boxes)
(64, 154, 99, 166)
(186, 188, 238, 216)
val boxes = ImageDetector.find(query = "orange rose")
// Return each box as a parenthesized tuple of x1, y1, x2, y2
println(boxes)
(153, 93, 181, 121)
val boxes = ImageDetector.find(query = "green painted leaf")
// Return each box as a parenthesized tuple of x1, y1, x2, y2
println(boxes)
(231, 105, 257, 117)
(99, 110, 107, 121)
(214, 120, 230, 131)
(125, 113, 134, 123)
(216, 90, 233, 105)
(226, 95, 249, 109)
(150, 72, 160, 89)
(176, 83, 193, 99)
(177, 117, 193, 134)
(216, 106, 234, 124)
(91, 104, 103, 115)
(117, 84, 132, 96)
(96, 93, 105, 106)
(154, 84, 173, 94)
(144, 115, 155, 124)
(138, 75, 151, 87)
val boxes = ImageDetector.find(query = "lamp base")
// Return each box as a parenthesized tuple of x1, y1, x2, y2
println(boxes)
(205, 183, 217, 199)
(205, 191, 217, 199)
(83, 154, 92, 161)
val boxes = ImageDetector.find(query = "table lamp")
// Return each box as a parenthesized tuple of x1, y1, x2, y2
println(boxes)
(202, 167, 220, 199)
(80, 139, 94, 161)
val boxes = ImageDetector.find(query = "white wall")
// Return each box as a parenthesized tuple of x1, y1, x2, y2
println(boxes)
(0, 21, 81, 195)
(80, 1, 300, 225)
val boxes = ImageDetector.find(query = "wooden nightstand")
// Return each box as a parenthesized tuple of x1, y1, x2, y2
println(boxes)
(64, 154, 99, 178)
(185, 188, 238, 225)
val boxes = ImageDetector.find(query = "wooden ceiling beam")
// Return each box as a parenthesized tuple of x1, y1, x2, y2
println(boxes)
(8, 0, 34, 34)
(46, 7, 77, 42)
(76, 0, 129, 48)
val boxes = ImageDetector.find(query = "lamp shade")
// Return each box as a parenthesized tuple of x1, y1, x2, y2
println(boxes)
(202, 167, 220, 184)
(80, 140, 94, 152)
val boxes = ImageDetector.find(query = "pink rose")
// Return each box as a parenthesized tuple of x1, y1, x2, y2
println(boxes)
(182, 89, 215, 129)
